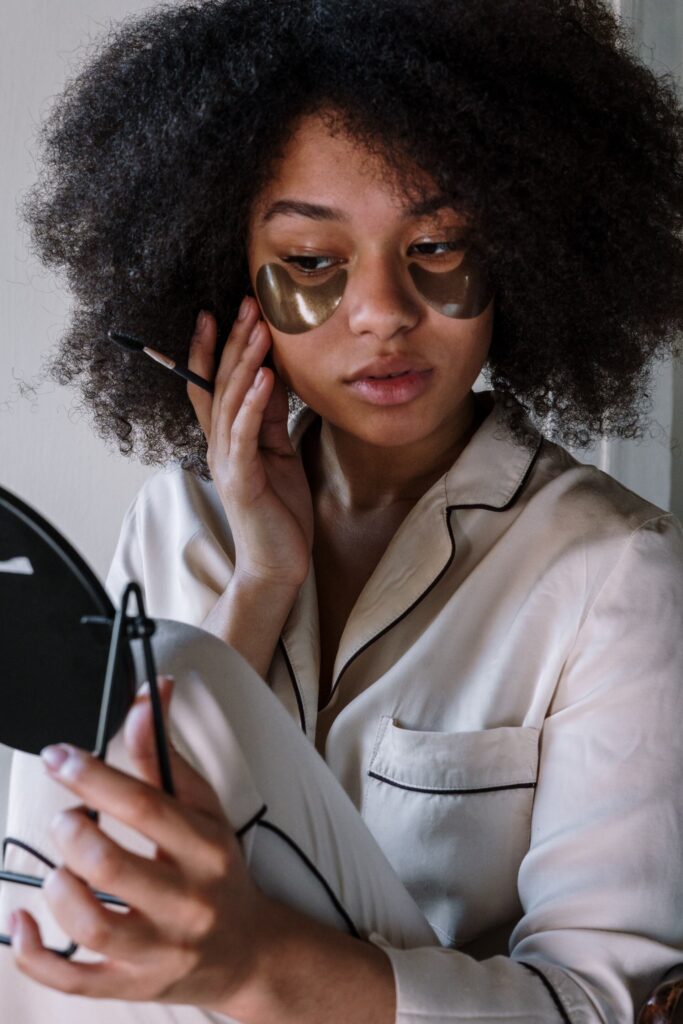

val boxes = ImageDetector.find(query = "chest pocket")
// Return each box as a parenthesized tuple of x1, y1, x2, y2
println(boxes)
(361, 716, 540, 947)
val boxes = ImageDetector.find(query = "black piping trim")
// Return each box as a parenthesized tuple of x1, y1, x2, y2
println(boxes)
(325, 438, 543, 705)
(367, 772, 536, 795)
(326, 507, 458, 704)
(278, 637, 307, 734)
(256, 819, 359, 939)
(451, 432, 542, 515)
(235, 802, 268, 839)
(519, 962, 573, 1024)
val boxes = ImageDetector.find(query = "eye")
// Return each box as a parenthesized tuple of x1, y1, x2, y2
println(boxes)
(280, 254, 341, 276)
(409, 241, 466, 259)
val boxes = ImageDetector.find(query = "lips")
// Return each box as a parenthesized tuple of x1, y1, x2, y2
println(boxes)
(345, 366, 434, 406)
(348, 359, 428, 382)
(367, 369, 410, 380)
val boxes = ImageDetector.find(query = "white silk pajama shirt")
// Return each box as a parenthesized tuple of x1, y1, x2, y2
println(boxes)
(101, 390, 683, 1023)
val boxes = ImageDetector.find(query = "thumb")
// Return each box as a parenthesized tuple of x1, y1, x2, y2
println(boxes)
(123, 676, 224, 819)
(124, 674, 174, 782)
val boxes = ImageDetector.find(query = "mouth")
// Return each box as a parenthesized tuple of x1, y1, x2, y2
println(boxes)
(348, 360, 429, 382)
(345, 367, 434, 406)
(364, 369, 412, 381)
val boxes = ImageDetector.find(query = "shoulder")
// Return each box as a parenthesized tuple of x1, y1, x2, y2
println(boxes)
(530, 433, 678, 537)
(105, 464, 232, 613)
(467, 391, 680, 561)
(472, 390, 683, 612)
(115, 404, 317, 554)
(524, 434, 683, 606)
(131, 463, 221, 526)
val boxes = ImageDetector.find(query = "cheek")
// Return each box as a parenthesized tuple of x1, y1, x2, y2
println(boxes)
(269, 335, 314, 392)
(270, 341, 294, 386)
(459, 305, 495, 372)
(270, 331, 336, 407)
(431, 303, 494, 380)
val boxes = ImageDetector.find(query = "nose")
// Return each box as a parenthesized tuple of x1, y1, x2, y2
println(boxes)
(345, 255, 421, 342)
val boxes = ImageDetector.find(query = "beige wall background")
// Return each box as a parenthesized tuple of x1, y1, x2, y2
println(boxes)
(1, 2, 161, 583)
(1, 1, 682, 817)
(610, 0, 683, 515)
(0, 0, 164, 830)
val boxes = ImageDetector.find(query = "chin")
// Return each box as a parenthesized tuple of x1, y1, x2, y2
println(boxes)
(359, 425, 437, 449)
(339, 409, 444, 449)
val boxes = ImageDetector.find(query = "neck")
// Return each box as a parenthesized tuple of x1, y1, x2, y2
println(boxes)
(305, 391, 487, 513)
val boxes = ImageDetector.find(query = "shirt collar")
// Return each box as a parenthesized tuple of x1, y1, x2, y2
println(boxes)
(288, 390, 543, 512)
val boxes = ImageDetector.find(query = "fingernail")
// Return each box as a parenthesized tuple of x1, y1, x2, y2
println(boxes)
(238, 297, 251, 321)
(248, 322, 262, 345)
(254, 368, 265, 387)
(157, 675, 175, 698)
(195, 310, 208, 333)
(40, 744, 70, 773)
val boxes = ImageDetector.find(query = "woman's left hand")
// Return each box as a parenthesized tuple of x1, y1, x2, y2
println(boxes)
(8, 677, 274, 1014)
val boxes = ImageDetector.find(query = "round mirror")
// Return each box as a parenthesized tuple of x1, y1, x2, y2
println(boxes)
(0, 485, 135, 754)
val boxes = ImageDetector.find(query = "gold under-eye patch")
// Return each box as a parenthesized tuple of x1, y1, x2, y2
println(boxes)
(255, 250, 494, 334)
(255, 263, 347, 334)
(407, 251, 494, 319)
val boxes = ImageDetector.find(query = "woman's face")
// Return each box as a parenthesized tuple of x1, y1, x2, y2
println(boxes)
(247, 113, 494, 450)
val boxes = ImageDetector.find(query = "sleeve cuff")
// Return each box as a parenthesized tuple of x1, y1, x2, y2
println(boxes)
(367, 932, 591, 1023)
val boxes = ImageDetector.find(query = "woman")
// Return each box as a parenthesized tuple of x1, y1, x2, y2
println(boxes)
(2, 0, 683, 1021)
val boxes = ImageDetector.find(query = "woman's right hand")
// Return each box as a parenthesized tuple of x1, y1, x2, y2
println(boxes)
(185, 299, 314, 593)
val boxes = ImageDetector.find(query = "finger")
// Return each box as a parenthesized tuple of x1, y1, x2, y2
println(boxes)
(206, 296, 264, 428)
(209, 320, 272, 449)
(212, 297, 263, 392)
(39, 745, 229, 863)
(258, 367, 296, 456)
(124, 675, 174, 787)
(229, 366, 277, 467)
(48, 808, 185, 917)
(123, 680, 225, 817)
(10, 909, 127, 998)
(42, 866, 161, 959)
(186, 311, 218, 437)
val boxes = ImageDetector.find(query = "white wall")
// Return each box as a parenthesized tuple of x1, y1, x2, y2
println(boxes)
(602, 0, 683, 518)
(1, 0, 164, 832)
(1, 1, 163, 581)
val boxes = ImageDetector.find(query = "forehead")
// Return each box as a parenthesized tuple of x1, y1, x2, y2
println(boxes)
(251, 113, 466, 227)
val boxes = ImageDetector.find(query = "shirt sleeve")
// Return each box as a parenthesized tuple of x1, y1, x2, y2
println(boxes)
(368, 513, 683, 1023)
(103, 491, 147, 610)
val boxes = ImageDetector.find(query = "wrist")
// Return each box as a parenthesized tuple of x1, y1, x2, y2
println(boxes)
(230, 567, 303, 605)
(200, 569, 304, 679)
(229, 898, 396, 1024)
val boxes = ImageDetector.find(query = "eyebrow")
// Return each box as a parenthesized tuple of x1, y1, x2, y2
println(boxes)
(260, 194, 460, 224)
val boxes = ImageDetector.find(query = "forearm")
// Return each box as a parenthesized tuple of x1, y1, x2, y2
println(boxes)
(227, 898, 396, 1024)
(200, 571, 300, 678)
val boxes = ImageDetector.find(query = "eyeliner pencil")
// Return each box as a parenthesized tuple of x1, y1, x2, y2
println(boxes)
(107, 329, 214, 394)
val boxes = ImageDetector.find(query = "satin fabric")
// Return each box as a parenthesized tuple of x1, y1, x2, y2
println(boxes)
(3, 391, 680, 1022)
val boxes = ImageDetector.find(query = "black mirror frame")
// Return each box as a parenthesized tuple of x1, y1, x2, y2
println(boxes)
(0, 581, 174, 958)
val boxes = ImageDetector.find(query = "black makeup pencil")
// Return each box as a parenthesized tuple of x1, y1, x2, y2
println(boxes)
(108, 329, 214, 394)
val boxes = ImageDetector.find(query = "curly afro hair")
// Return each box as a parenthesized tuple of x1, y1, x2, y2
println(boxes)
(21, 0, 683, 475)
